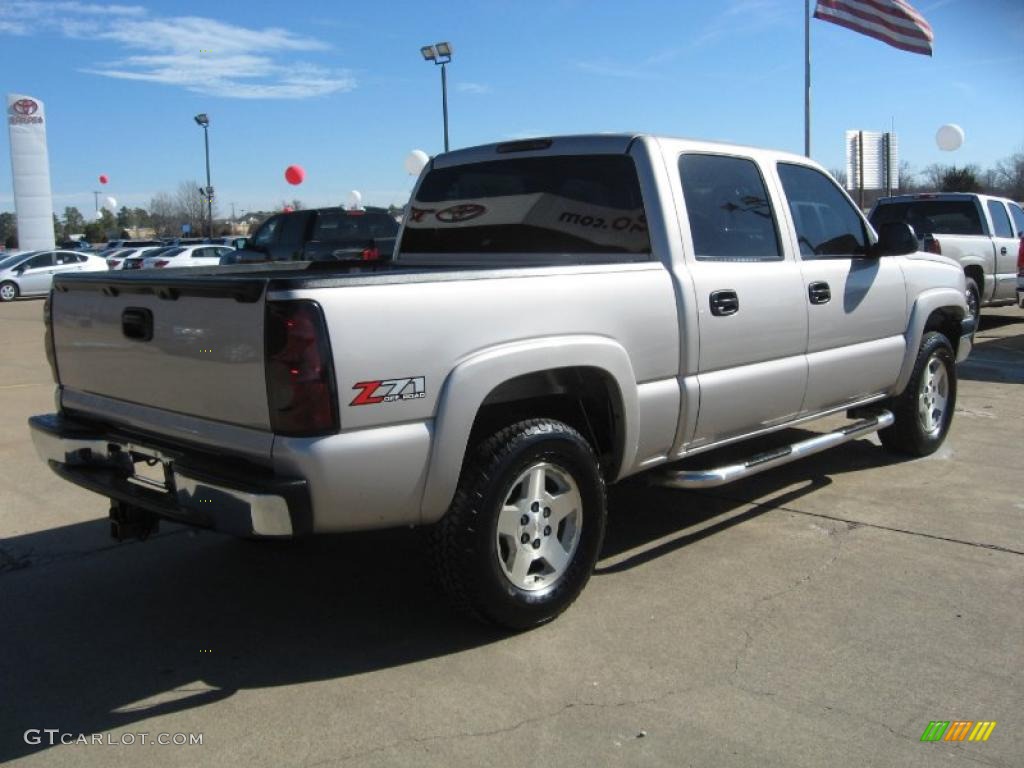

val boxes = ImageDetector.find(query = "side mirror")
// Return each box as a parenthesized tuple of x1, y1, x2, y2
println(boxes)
(870, 222, 919, 257)
(14, 265, 26, 275)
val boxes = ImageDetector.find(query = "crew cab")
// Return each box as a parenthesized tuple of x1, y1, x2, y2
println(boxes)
(869, 192, 1024, 321)
(30, 134, 971, 629)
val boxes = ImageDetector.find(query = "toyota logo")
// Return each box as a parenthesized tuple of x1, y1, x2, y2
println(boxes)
(11, 99, 38, 116)
(436, 204, 486, 223)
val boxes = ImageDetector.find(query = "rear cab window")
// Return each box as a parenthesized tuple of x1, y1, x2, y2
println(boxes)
(869, 199, 984, 236)
(313, 211, 398, 242)
(400, 154, 651, 261)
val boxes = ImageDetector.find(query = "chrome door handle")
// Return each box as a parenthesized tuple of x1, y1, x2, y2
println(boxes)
(709, 290, 739, 316)
(808, 281, 831, 305)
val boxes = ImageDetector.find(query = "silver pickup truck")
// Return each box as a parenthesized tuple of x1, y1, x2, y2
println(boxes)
(30, 134, 972, 629)
(869, 192, 1024, 321)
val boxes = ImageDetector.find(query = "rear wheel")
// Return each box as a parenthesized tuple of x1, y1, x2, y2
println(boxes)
(879, 332, 956, 456)
(0, 282, 18, 302)
(430, 419, 606, 630)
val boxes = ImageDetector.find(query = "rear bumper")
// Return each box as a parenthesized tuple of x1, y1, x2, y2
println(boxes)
(957, 316, 975, 362)
(29, 413, 311, 538)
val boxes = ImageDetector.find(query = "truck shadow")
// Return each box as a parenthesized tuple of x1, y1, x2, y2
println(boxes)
(597, 428, 911, 574)
(0, 427, 936, 760)
(0, 524, 500, 762)
(958, 318, 1024, 385)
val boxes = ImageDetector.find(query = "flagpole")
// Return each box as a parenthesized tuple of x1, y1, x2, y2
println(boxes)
(804, 0, 811, 157)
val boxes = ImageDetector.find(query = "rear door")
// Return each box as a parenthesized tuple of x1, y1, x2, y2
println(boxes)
(985, 199, 1018, 301)
(676, 152, 808, 446)
(776, 162, 906, 413)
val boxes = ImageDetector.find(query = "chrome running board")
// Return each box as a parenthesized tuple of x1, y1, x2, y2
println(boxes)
(653, 410, 894, 490)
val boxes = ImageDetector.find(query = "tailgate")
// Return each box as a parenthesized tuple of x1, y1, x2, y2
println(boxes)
(51, 274, 271, 430)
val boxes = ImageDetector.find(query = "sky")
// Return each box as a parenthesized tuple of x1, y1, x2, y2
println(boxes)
(1, 0, 1022, 218)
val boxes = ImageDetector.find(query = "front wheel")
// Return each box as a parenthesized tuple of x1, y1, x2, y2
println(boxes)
(879, 332, 957, 456)
(430, 419, 606, 630)
(0, 281, 18, 302)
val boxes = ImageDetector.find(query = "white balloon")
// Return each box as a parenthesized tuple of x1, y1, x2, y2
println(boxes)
(94, 210, 102, 220)
(936, 124, 964, 152)
(106, 196, 117, 209)
(346, 190, 363, 210)
(405, 149, 430, 176)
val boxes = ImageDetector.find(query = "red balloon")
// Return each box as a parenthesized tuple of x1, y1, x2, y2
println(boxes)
(284, 165, 305, 185)
(99, 174, 109, 184)
(282, 205, 294, 213)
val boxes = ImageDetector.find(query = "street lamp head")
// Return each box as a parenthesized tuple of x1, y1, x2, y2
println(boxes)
(420, 45, 436, 61)
(435, 41, 452, 58)
(194, 113, 209, 127)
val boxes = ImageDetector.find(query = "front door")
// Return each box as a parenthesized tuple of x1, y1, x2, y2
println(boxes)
(676, 152, 809, 448)
(775, 163, 907, 414)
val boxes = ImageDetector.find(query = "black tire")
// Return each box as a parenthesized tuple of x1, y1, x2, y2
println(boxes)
(430, 419, 606, 630)
(964, 276, 981, 335)
(0, 281, 18, 302)
(879, 332, 956, 456)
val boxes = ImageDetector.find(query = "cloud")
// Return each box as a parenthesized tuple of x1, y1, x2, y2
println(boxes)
(572, 60, 662, 80)
(456, 82, 491, 94)
(0, 2, 353, 99)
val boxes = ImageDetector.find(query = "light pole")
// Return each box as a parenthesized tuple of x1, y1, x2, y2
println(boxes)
(193, 113, 213, 237)
(420, 42, 452, 152)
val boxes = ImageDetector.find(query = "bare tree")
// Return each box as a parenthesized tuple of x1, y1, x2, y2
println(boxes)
(920, 164, 947, 190)
(149, 192, 176, 237)
(175, 181, 208, 235)
(994, 151, 1024, 200)
(827, 167, 848, 188)
(896, 160, 917, 193)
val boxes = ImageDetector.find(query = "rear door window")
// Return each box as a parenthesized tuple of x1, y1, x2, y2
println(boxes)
(986, 200, 1013, 238)
(279, 212, 310, 248)
(313, 212, 397, 242)
(401, 154, 651, 258)
(778, 163, 868, 257)
(679, 153, 781, 261)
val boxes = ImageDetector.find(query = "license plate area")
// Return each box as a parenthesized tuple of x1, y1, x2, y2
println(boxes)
(126, 449, 173, 493)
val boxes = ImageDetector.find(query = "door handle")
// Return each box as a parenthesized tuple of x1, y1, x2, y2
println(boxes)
(709, 289, 739, 316)
(808, 281, 831, 305)
(1000, 247, 1007, 255)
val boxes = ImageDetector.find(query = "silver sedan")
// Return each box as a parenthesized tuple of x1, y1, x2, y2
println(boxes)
(0, 250, 108, 301)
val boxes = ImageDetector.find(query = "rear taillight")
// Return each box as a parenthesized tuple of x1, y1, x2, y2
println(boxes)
(360, 246, 380, 261)
(1017, 237, 1023, 275)
(265, 301, 338, 436)
(923, 236, 941, 255)
(43, 293, 59, 384)
(107, 260, 120, 269)
(154, 260, 169, 268)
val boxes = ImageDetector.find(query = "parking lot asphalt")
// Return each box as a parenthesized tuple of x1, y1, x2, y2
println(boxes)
(0, 297, 1021, 768)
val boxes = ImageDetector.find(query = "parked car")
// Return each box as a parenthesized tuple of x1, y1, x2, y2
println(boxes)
(104, 239, 164, 250)
(869, 193, 1024, 322)
(225, 207, 397, 265)
(0, 249, 106, 301)
(163, 237, 210, 246)
(141, 244, 235, 269)
(31, 133, 971, 629)
(208, 236, 247, 249)
(106, 246, 168, 270)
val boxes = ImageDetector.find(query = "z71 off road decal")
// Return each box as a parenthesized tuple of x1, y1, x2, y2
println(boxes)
(350, 377, 426, 406)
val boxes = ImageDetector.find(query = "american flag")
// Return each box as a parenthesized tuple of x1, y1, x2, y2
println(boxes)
(814, 0, 934, 56)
